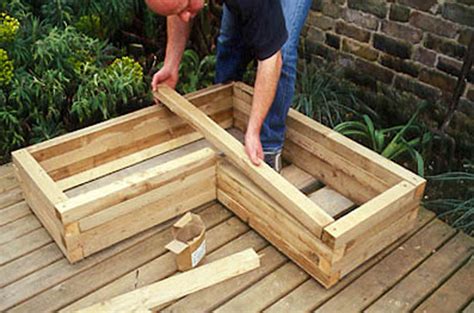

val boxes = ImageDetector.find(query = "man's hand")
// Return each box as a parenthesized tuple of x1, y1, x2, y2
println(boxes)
(151, 65, 179, 91)
(245, 129, 264, 166)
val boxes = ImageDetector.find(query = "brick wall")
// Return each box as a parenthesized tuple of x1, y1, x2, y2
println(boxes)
(302, 0, 474, 109)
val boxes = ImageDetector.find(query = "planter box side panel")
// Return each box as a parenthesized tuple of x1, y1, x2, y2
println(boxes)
(11, 149, 74, 260)
(232, 82, 425, 198)
(322, 181, 424, 277)
(232, 87, 385, 204)
(28, 84, 234, 186)
(79, 165, 217, 257)
(216, 160, 340, 288)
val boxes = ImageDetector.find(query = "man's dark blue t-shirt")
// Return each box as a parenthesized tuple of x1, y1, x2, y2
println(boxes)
(223, 0, 288, 60)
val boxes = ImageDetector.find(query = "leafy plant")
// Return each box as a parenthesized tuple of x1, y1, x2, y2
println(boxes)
(174, 49, 216, 94)
(0, 2, 149, 163)
(424, 171, 474, 235)
(334, 103, 432, 176)
(293, 62, 377, 128)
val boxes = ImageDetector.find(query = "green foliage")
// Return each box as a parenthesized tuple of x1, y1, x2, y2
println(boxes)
(0, 48, 13, 85)
(293, 62, 377, 128)
(334, 103, 432, 176)
(72, 57, 145, 122)
(424, 171, 474, 235)
(0, 12, 20, 42)
(0, 1, 149, 163)
(175, 49, 216, 94)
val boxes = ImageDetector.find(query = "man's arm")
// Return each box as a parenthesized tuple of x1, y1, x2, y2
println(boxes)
(245, 51, 283, 165)
(151, 15, 191, 91)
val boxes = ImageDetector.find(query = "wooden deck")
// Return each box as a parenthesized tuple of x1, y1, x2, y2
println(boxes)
(0, 161, 473, 312)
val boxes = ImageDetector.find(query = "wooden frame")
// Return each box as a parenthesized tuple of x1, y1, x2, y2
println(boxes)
(12, 84, 234, 262)
(13, 83, 425, 288)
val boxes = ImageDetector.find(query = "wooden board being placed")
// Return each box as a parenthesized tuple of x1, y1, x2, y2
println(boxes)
(155, 85, 334, 238)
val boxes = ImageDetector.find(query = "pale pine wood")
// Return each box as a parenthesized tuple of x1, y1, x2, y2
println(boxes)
(12, 150, 67, 205)
(155, 85, 334, 237)
(280, 164, 322, 193)
(0, 201, 30, 226)
(56, 148, 216, 224)
(27, 84, 232, 159)
(365, 232, 474, 313)
(264, 209, 436, 313)
(78, 249, 260, 312)
(215, 262, 307, 313)
(322, 181, 419, 249)
(0, 187, 23, 210)
(217, 160, 334, 261)
(315, 218, 456, 312)
(61, 215, 252, 312)
(44, 107, 231, 182)
(0, 243, 62, 288)
(414, 258, 473, 313)
(162, 245, 285, 313)
(5, 204, 231, 312)
(0, 171, 18, 194)
(234, 82, 425, 190)
(56, 132, 203, 190)
(332, 205, 419, 276)
(79, 168, 216, 257)
(0, 214, 41, 245)
(0, 228, 52, 265)
(308, 187, 354, 218)
(35, 85, 232, 178)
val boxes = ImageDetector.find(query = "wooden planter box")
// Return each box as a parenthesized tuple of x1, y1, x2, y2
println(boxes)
(13, 83, 425, 288)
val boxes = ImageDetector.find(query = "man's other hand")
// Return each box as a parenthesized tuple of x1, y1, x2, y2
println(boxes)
(244, 130, 264, 166)
(151, 65, 179, 91)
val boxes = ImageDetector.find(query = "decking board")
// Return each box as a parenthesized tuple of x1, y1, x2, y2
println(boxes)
(0, 160, 471, 312)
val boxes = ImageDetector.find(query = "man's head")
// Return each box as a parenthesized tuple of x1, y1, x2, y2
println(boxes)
(145, 0, 204, 22)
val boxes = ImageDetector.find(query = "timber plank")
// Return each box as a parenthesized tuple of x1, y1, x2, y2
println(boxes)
(323, 181, 418, 249)
(414, 257, 473, 313)
(4, 203, 231, 312)
(162, 241, 286, 312)
(44, 108, 231, 181)
(309, 187, 354, 218)
(283, 140, 377, 204)
(0, 243, 62, 288)
(79, 249, 260, 312)
(464, 301, 474, 313)
(80, 169, 215, 257)
(264, 208, 435, 313)
(314, 218, 456, 312)
(217, 161, 333, 260)
(365, 232, 474, 313)
(156, 85, 334, 237)
(56, 132, 203, 190)
(331, 204, 419, 277)
(214, 262, 308, 313)
(234, 82, 424, 189)
(28, 84, 231, 160)
(0, 187, 23, 210)
(0, 170, 18, 193)
(57, 148, 216, 224)
(0, 228, 52, 265)
(0, 214, 41, 245)
(62, 219, 257, 312)
(0, 163, 14, 178)
(0, 201, 30, 226)
(281, 165, 322, 193)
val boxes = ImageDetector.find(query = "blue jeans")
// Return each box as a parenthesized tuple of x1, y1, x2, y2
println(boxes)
(215, 0, 312, 152)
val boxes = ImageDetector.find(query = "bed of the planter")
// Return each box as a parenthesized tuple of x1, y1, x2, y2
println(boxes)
(12, 83, 425, 288)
